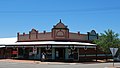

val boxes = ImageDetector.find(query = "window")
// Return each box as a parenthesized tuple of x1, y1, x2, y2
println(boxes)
(56, 31, 64, 37)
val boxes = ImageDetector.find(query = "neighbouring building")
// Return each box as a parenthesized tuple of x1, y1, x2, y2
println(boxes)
(0, 20, 112, 61)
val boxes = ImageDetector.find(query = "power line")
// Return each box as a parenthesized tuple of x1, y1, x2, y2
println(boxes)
(0, 7, 120, 13)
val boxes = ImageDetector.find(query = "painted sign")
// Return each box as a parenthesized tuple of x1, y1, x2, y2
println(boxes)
(12, 51, 18, 54)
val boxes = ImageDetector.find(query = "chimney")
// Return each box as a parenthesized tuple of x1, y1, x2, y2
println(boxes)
(17, 32, 20, 36)
(17, 32, 20, 41)
(78, 31, 80, 35)
(43, 30, 46, 34)
(23, 32, 25, 36)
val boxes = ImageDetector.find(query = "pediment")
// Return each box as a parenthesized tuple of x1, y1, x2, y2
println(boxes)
(54, 19, 67, 28)
(90, 30, 96, 35)
(30, 29, 38, 34)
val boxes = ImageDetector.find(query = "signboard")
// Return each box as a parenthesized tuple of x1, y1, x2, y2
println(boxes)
(12, 51, 18, 54)
(110, 48, 118, 56)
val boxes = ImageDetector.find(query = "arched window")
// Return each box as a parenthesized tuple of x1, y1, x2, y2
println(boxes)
(56, 31, 64, 37)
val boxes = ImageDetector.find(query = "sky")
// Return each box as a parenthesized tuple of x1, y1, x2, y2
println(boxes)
(0, 0, 120, 38)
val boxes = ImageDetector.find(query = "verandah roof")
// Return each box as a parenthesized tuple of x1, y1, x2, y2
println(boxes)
(0, 37, 96, 47)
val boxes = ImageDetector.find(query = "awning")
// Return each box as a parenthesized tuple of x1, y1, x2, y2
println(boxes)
(3, 41, 95, 45)
(0, 37, 96, 48)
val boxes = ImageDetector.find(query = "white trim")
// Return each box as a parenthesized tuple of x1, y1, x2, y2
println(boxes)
(0, 46, 5, 48)
(5, 41, 96, 46)
(0, 37, 96, 47)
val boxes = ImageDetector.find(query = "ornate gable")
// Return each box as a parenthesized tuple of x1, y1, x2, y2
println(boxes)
(52, 19, 69, 39)
(87, 30, 98, 40)
(54, 19, 67, 28)
(29, 28, 38, 40)
(90, 30, 96, 35)
(30, 29, 38, 34)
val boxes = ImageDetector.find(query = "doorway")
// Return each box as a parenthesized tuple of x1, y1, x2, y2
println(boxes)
(55, 48, 65, 60)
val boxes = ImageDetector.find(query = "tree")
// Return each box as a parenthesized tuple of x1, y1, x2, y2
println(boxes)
(94, 29, 120, 53)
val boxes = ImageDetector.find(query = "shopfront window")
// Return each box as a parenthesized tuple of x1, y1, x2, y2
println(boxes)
(68, 48, 73, 59)
(41, 47, 52, 60)
(11, 48, 18, 58)
(46, 49, 52, 59)
(68, 48, 78, 60)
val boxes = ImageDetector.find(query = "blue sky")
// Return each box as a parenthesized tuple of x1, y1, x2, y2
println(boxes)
(0, 0, 120, 38)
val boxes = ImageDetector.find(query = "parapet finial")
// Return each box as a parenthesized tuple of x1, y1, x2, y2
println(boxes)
(59, 19, 62, 23)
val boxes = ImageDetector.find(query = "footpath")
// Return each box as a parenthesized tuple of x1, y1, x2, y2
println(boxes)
(0, 59, 120, 68)
(0, 59, 76, 65)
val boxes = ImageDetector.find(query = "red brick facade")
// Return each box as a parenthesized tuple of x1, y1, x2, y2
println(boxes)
(17, 20, 98, 43)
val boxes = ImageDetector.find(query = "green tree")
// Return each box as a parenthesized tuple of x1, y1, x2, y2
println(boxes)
(94, 29, 120, 53)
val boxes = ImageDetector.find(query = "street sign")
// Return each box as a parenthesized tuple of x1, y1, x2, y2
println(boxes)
(110, 48, 118, 67)
(110, 48, 118, 56)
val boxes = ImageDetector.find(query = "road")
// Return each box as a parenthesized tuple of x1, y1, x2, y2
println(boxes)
(0, 61, 120, 68)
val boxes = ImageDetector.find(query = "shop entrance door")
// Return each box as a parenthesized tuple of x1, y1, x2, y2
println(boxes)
(55, 48, 65, 60)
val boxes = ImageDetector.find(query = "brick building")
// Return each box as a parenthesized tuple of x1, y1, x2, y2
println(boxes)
(0, 20, 111, 61)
